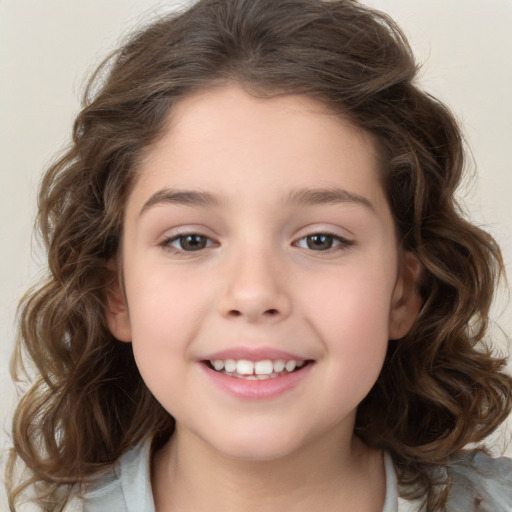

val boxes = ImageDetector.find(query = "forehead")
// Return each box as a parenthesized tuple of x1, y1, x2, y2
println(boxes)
(131, 85, 387, 213)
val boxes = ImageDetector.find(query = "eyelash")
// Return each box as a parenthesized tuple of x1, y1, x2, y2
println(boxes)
(159, 231, 353, 255)
(160, 233, 217, 254)
(294, 232, 354, 253)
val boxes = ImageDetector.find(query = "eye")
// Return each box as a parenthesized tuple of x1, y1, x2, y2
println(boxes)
(295, 233, 352, 251)
(163, 233, 215, 252)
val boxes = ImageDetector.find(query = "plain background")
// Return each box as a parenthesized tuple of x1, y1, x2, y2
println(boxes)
(1, 0, 511, 507)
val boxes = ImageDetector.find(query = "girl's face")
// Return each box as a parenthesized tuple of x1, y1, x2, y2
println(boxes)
(107, 86, 421, 460)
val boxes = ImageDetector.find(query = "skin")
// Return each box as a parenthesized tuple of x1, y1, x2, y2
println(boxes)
(106, 85, 422, 512)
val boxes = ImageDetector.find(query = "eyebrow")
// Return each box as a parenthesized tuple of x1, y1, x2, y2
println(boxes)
(139, 186, 374, 217)
(139, 188, 224, 216)
(285, 187, 374, 211)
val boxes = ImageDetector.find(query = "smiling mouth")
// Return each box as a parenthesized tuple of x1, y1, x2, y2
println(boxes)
(204, 358, 313, 380)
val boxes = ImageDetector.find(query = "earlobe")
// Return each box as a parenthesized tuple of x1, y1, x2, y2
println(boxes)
(388, 251, 423, 340)
(105, 263, 132, 343)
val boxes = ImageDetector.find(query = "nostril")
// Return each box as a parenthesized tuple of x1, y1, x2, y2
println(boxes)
(225, 308, 281, 319)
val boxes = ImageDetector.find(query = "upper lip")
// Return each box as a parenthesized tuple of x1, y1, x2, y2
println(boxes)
(202, 346, 310, 362)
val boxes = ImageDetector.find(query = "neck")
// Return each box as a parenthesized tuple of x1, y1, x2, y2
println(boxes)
(151, 426, 386, 512)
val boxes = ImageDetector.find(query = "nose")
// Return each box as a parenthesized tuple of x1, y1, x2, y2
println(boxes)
(218, 244, 292, 323)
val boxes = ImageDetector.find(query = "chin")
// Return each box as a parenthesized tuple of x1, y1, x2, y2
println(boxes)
(203, 423, 308, 462)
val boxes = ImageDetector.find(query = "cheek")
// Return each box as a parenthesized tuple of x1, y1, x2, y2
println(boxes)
(306, 260, 394, 335)
(127, 262, 207, 333)
(125, 273, 202, 416)
(302, 262, 394, 383)
(124, 265, 210, 380)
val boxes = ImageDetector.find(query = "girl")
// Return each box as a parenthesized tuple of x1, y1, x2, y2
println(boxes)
(6, 0, 512, 510)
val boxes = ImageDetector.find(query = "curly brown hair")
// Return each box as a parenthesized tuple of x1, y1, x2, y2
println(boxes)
(7, 0, 511, 510)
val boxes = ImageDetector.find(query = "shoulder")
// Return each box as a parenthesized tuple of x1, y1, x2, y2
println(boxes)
(396, 450, 512, 512)
(446, 450, 512, 512)
(63, 438, 155, 512)
(62, 468, 125, 512)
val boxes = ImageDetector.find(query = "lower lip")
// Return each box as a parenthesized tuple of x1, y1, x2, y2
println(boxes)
(199, 363, 314, 400)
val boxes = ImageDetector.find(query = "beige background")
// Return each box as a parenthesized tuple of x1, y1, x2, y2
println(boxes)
(1, 0, 511, 507)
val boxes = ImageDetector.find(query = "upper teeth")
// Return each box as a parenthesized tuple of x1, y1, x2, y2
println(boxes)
(210, 359, 304, 376)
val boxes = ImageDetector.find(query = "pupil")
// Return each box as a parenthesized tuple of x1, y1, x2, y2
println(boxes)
(182, 235, 206, 251)
(307, 234, 333, 250)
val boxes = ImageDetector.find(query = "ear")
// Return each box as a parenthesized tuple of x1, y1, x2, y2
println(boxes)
(105, 261, 132, 342)
(388, 251, 423, 340)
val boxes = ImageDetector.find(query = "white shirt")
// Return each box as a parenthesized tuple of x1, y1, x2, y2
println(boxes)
(64, 438, 512, 512)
